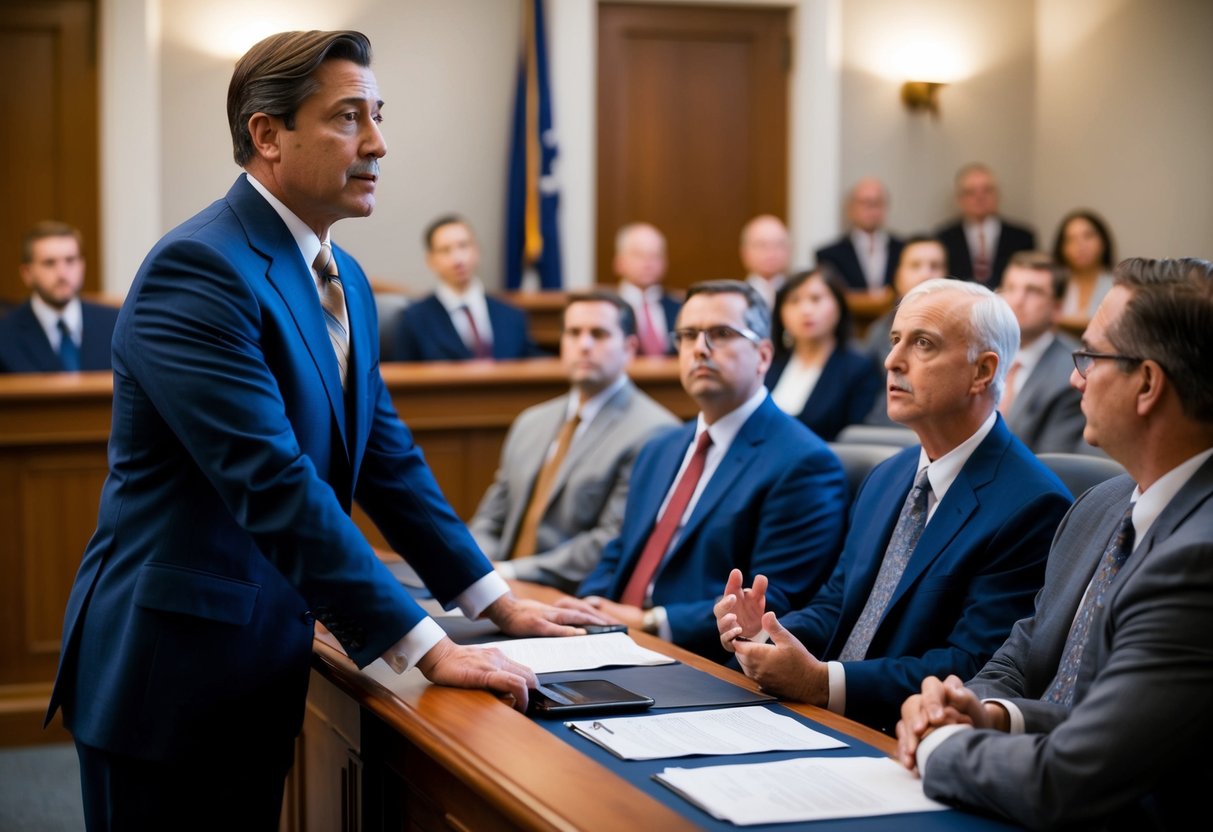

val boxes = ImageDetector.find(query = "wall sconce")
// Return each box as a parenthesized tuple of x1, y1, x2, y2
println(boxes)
(901, 81, 946, 117)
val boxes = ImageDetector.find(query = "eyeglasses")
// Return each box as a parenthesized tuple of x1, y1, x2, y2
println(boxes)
(670, 325, 762, 352)
(1071, 349, 1145, 379)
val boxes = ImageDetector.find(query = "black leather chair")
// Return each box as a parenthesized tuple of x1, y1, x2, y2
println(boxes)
(1036, 452, 1127, 498)
(828, 442, 902, 499)
(834, 424, 918, 448)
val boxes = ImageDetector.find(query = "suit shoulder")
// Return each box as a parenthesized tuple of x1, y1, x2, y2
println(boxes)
(400, 295, 442, 320)
(626, 386, 680, 425)
(487, 295, 526, 318)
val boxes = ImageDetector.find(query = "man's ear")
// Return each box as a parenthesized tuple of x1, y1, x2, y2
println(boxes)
(1136, 359, 1167, 417)
(247, 113, 282, 163)
(971, 350, 998, 394)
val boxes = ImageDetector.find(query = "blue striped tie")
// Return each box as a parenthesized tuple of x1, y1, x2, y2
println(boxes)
(313, 242, 349, 388)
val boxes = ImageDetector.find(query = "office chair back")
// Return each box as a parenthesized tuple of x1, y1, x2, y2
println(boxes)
(1036, 452, 1128, 498)
(829, 442, 903, 500)
(834, 424, 919, 448)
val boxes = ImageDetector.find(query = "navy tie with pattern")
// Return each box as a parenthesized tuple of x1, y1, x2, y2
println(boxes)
(1043, 504, 1136, 707)
(839, 467, 932, 661)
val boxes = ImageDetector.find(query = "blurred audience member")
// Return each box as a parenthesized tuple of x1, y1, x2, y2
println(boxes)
(1052, 209, 1116, 320)
(936, 164, 1035, 287)
(614, 223, 681, 357)
(740, 214, 791, 312)
(816, 177, 903, 293)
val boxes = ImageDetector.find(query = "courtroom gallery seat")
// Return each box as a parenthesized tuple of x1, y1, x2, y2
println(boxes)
(828, 442, 901, 500)
(1036, 452, 1128, 498)
(834, 424, 918, 448)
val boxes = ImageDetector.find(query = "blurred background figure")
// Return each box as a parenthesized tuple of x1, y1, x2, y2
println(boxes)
(767, 267, 881, 442)
(815, 177, 903, 294)
(936, 163, 1035, 287)
(740, 214, 791, 312)
(613, 222, 681, 357)
(1052, 208, 1116, 321)
(862, 236, 949, 371)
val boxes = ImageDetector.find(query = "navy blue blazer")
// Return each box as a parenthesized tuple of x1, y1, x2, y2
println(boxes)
(936, 219, 1036, 288)
(392, 293, 541, 361)
(765, 346, 882, 442)
(579, 396, 848, 660)
(0, 299, 119, 373)
(48, 177, 493, 762)
(780, 415, 1071, 732)
(814, 234, 904, 291)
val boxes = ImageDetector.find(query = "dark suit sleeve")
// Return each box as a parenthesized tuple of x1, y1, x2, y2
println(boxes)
(842, 351, 882, 431)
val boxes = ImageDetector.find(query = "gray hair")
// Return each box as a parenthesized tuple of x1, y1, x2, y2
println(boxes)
(682, 279, 771, 341)
(901, 278, 1020, 403)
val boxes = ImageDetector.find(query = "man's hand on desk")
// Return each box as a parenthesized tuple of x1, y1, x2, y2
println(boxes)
(482, 593, 610, 637)
(416, 636, 538, 712)
(732, 611, 828, 706)
(555, 595, 645, 631)
(714, 568, 769, 651)
(895, 674, 1008, 773)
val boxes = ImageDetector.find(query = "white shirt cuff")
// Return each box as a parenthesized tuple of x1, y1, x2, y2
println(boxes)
(917, 723, 973, 776)
(985, 698, 1025, 734)
(380, 617, 447, 674)
(826, 661, 846, 714)
(455, 570, 511, 619)
(653, 606, 672, 641)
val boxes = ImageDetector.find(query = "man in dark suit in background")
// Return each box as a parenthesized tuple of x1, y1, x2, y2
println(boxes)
(815, 177, 904, 293)
(897, 258, 1213, 830)
(47, 31, 600, 830)
(997, 250, 1086, 454)
(393, 214, 539, 361)
(716, 278, 1071, 732)
(936, 163, 1035, 287)
(568, 280, 847, 660)
(0, 221, 119, 373)
(613, 222, 682, 356)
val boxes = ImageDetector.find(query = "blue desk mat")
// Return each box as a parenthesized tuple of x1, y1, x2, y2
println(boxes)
(534, 683, 1022, 831)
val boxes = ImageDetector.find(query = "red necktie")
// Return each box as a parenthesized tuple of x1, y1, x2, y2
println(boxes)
(639, 300, 667, 356)
(973, 227, 990, 283)
(619, 431, 713, 607)
(459, 305, 491, 358)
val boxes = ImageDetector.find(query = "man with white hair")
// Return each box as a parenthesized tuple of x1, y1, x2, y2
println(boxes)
(715, 278, 1072, 733)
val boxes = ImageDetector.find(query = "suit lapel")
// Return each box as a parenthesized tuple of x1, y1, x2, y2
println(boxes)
(549, 386, 629, 502)
(13, 304, 60, 370)
(1120, 455, 1213, 582)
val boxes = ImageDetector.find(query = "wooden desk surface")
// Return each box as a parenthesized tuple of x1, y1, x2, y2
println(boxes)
(307, 577, 895, 832)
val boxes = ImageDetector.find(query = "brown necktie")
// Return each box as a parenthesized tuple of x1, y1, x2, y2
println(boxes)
(313, 242, 349, 388)
(511, 411, 581, 559)
(619, 430, 713, 607)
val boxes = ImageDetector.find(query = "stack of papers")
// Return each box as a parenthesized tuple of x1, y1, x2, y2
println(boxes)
(566, 706, 846, 760)
(654, 757, 948, 825)
(474, 632, 675, 674)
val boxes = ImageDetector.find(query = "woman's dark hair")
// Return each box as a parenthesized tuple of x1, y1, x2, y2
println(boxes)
(770, 265, 852, 358)
(1052, 209, 1116, 271)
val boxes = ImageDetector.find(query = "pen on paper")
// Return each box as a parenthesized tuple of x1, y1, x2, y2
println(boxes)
(591, 721, 615, 734)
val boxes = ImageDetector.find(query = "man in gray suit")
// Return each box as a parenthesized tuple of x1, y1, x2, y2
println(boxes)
(470, 291, 678, 591)
(996, 251, 1086, 453)
(896, 257, 1213, 830)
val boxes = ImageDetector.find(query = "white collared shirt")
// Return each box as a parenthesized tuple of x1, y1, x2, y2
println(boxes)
(850, 229, 889, 292)
(963, 217, 1002, 270)
(434, 279, 494, 353)
(246, 173, 508, 673)
(617, 281, 670, 337)
(561, 373, 628, 449)
(770, 354, 824, 417)
(30, 294, 82, 353)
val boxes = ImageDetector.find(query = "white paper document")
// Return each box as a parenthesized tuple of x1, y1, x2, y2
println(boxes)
(474, 632, 675, 674)
(566, 706, 846, 760)
(654, 756, 949, 825)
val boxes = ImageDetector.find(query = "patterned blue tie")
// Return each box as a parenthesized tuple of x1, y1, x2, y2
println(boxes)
(57, 318, 81, 371)
(839, 467, 932, 661)
(1043, 504, 1136, 707)
(313, 242, 349, 389)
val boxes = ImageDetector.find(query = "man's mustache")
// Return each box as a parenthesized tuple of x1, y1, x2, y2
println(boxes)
(888, 373, 913, 394)
(349, 160, 380, 178)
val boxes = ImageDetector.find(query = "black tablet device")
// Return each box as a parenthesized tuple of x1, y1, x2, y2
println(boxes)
(527, 679, 654, 718)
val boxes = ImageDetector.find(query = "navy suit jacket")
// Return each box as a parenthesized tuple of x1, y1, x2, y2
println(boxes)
(814, 234, 904, 291)
(392, 293, 540, 361)
(48, 177, 493, 762)
(579, 396, 848, 660)
(781, 416, 1071, 732)
(765, 346, 882, 442)
(936, 219, 1036, 288)
(0, 299, 119, 372)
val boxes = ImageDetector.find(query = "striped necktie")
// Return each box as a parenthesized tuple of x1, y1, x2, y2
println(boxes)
(313, 242, 349, 388)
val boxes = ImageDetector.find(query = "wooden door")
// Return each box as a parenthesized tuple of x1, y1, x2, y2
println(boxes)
(597, 3, 789, 291)
(0, 0, 99, 304)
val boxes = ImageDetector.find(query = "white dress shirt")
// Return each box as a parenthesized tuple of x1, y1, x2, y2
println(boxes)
(435, 279, 495, 352)
(850, 229, 890, 292)
(30, 293, 82, 353)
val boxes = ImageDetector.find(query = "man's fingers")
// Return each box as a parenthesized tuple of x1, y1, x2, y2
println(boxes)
(723, 568, 744, 599)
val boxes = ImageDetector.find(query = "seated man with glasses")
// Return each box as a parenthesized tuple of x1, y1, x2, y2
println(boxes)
(561, 280, 849, 661)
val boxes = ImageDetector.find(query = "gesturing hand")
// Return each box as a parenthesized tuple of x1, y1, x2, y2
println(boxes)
(714, 568, 769, 652)
(732, 611, 828, 706)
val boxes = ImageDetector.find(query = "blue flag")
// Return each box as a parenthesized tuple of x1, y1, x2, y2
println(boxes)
(505, 0, 562, 290)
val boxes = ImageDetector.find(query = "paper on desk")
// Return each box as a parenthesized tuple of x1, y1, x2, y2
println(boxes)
(566, 706, 845, 760)
(655, 756, 948, 825)
(475, 632, 674, 674)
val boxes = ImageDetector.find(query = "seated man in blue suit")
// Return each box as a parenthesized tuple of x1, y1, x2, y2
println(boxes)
(0, 221, 119, 373)
(46, 31, 601, 830)
(393, 214, 540, 361)
(716, 278, 1072, 733)
(567, 280, 849, 661)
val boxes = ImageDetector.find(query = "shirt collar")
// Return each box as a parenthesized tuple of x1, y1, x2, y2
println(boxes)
(567, 373, 628, 424)
(850, 228, 888, 249)
(1012, 330, 1055, 376)
(1131, 446, 1213, 546)
(434, 278, 486, 313)
(245, 173, 325, 277)
(617, 281, 663, 305)
(695, 387, 768, 453)
(916, 410, 999, 504)
(30, 293, 82, 340)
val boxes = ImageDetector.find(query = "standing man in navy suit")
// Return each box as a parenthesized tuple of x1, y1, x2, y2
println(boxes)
(47, 31, 600, 830)
(393, 214, 540, 361)
(568, 280, 848, 660)
(814, 177, 904, 293)
(0, 221, 119, 373)
(935, 163, 1035, 288)
(716, 278, 1071, 732)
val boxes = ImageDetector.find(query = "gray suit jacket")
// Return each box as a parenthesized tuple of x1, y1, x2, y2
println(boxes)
(923, 455, 1213, 829)
(1004, 333, 1086, 454)
(469, 379, 678, 591)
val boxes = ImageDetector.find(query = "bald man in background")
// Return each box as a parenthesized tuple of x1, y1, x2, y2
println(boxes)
(815, 177, 904, 293)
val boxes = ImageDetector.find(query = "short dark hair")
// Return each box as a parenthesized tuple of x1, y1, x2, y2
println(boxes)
(770, 266, 853, 359)
(22, 221, 83, 263)
(228, 31, 373, 167)
(1109, 257, 1213, 423)
(682, 279, 770, 340)
(423, 214, 473, 251)
(564, 290, 636, 337)
(1052, 209, 1116, 272)
(1006, 250, 1068, 300)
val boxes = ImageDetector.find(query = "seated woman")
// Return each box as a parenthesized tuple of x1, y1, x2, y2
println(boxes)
(1052, 209, 1116, 320)
(766, 267, 881, 441)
